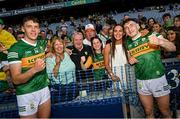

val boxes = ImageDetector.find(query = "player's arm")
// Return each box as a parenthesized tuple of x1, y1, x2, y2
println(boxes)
(159, 38, 176, 52)
(9, 59, 45, 85)
(149, 35, 176, 52)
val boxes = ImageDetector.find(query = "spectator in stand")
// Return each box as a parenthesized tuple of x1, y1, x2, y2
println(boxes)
(60, 27, 71, 46)
(95, 20, 102, 34)
(122, 14, 130, 22)
(147, 17, 156, 32)
(46, 37, 78, 101)
(81, 36, 107, 81)
(83, 24, 96, 46)
(8, 16, 51, 118)
(104, 24, 128, 88)
(60, 19, 68, 29)
(46, 29, 54, 40)
(98, 24, 111, 47)
(46, 36, 76, 84)
(163, 26, 180, 58)
(16, 31, 24, 41)
(139, 17, 149, 37)
(80, 36, 110, 90)
(108, 27, 113, 39)
(123, 18, 176, 118)
(162, 13, 174, 29)
(137, 13, 144, 23)
(39, 30, 46, 39)
(0, 19, 16, 92)
(67, 31, 93, 82)
(152, 22, 166, 38)
(104, 24, 129, 118)
(7, 26, 16, 37)
(0, 18, 17, 52)
(0, 60, 10, 92)
(173, 15, 180, 31)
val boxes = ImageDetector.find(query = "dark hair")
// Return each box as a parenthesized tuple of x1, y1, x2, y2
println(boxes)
(166, 26, 180, 43)
(111, 24, 127, 59)
(21, 16, 39, 26)
(90, 36, 103, 59)
(147, 18, 157, 24)
(174, 15, 180, 21)
(162, 13, 171, 19)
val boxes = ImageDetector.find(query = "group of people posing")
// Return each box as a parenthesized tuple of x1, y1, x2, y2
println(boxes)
(0, 14, 179, 118)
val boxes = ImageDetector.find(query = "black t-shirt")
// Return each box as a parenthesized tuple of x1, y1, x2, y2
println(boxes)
(67, 44, 93, 70)
(67, 45, 93, 83)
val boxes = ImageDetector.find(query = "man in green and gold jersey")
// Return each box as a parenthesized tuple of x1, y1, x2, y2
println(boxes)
(123, 18, 176, 118)
(8, 16, 50, 118)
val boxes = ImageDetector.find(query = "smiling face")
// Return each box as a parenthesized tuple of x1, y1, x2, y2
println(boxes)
(153, 23, 161, 33)
(22, 20, 40, 41)
(85, 29, 96, 41)
(167, 30, 176, 42)
(52, 39, 64, 54)
(92, 38, 102, 52)
(174, 17, 180, 28)
(73, 32, 84, 50)
(113, 25, 124, 41)
(148, 18, 155, 27)
(124, 21, 140, 39)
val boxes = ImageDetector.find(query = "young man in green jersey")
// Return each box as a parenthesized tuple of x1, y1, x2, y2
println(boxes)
(8, 16, 51, 118)
(123, 18, 176, 118)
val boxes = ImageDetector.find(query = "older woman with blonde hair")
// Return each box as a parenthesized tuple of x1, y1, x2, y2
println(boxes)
(46, 36, 78, 101)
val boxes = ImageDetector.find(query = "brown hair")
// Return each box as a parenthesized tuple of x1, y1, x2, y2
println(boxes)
(111, 24, 125, 57)
(21, 16, 39, 26)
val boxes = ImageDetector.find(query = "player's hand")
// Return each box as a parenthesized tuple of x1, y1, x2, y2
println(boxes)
(33, 59, 45, 73)
(128, 57, 139, 65)
(148, 34, 164, 46)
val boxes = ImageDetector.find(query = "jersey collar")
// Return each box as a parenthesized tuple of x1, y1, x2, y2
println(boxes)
(21, 38, 37, 47)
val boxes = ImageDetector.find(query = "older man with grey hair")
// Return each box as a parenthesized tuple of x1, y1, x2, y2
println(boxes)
(98, 24, 111, 47)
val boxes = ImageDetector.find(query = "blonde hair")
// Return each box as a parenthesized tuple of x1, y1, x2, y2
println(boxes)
(51, 36, 64, 53)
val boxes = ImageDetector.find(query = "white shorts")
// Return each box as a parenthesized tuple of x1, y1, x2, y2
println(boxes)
(16, 86, 50, 116)
(137, 75, 170, 97)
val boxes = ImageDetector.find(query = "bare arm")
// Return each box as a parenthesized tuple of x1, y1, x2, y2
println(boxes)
(149, 35, 176, 52)
(104, 44, 111, 74)
(104, 44, 120, 81)
(159, 38, 176, 52)
(9, 59, 45, 85)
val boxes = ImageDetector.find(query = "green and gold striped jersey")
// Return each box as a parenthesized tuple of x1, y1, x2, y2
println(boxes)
(8, 38, 49, 95)
(126, 32, 165, 80)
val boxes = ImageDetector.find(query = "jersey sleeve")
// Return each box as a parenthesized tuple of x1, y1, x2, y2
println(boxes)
(7, 45, 21, 64)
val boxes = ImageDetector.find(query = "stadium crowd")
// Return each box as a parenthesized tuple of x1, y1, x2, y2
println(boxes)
(0, 3, 179, 118)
